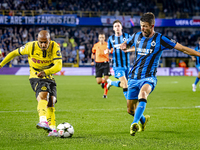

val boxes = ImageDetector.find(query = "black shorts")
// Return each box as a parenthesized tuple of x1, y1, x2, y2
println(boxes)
(95, 62, 111, 78)
(29, 78, 57, 100)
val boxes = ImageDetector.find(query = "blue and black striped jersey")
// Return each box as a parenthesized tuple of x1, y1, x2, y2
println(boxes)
(194, 44, 200, 66)
(107, 33, 131, 69)
(127, 32, 177, 79)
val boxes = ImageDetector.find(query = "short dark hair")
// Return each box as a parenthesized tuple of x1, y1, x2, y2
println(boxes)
(98, 32, 105, 36)
(140, 12, 155, 25)
(113, 19, 122, 26)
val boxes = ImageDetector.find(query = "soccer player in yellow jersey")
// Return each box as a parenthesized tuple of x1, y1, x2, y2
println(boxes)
(0, 30, 62, 137)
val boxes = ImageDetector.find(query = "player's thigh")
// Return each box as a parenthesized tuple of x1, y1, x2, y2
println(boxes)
(119, 76, 128, 86)
(138, 84, 152, 99)
(127, 79, 140, 100)
(30, 78, 56, 101)
(96, 77, 102, 84)
(198, 71, 200, 78)
(138, 77, 157, 99)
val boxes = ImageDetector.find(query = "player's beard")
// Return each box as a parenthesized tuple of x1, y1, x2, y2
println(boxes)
(142, 30, 151, 37)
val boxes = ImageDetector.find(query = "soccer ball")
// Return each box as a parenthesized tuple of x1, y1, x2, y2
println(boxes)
(57, 122, 74, 138)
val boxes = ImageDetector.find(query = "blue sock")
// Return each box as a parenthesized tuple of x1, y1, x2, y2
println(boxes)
(131, 113, 146, 124)
(132, 99, 147, 124)
(194, 77, 199, 85)
(111, 81, 120, 87)
(123, 88, 128, 99)
(140, 115, 146, 124)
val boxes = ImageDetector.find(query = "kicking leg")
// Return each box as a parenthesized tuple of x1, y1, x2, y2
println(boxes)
(36, 92, 51, 131)
(130, 84, 151, 136)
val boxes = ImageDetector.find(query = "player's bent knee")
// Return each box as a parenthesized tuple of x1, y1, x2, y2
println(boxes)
(37, 92, 49, 101)
(139, 91, 148, 99)
(127, 108, 135, 115)
(97, 81, 102, 84)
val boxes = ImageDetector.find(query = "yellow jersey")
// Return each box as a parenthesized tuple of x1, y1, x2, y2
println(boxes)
(0, 41, 62, 79)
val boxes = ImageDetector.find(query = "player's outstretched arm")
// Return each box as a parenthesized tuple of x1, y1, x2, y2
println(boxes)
(0, 50, 20, 68)
(175, 43, 200, 57)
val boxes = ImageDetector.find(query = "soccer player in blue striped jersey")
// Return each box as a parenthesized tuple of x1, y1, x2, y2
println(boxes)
(192, 38, 200, 92)
(120, 12, 200, 136)
(106, 20, 132, 100)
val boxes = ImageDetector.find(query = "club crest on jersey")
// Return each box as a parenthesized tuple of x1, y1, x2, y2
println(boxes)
(20, 44, 26, 52)
(123, 38, 126, 41)
(56, 50, 61, 56)
(151, 41, 156, 47)
(41, 86, 47, 90)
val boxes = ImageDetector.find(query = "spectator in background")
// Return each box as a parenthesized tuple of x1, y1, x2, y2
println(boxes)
(178, 60, 186, 67)
(171, 58, 176, 68)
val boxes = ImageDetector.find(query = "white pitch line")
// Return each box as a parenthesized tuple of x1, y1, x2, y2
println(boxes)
(0, 106, 200, 113)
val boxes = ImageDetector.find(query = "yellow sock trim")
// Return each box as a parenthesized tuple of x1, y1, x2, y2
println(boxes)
(37, 100, 48, 118)
(47, 107, 56, 129)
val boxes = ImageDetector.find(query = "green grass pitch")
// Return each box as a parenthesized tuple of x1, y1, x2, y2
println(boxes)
(0, 75, 200, 150)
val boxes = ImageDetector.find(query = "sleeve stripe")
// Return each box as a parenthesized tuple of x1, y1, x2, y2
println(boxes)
(18, 48, 22, 55)
(32, 43, 35, 55)
(161, 37, 174, 49)
(53, 58, 62, 60)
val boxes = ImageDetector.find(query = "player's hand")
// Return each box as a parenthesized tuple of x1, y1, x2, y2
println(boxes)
(104, 49, 109, 54)
(192, 57, 196, 61)
(91, 62, 94, 66)
(37, 71, 46, 78)
(120, 41, 127, 50)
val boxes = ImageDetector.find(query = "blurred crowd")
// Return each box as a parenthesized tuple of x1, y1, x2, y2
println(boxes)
(1, 0, 200, 18)
(0, 25, 200, 66)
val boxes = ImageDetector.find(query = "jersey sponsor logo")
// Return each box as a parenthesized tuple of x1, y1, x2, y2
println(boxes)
(31, 58, 52, 64)
(137, 48, 153, 55)
(47, 52, 52, 58)
(41, 86, 47, 90)
(56, 50, 61, 56)
(112, 40, 115, 43)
